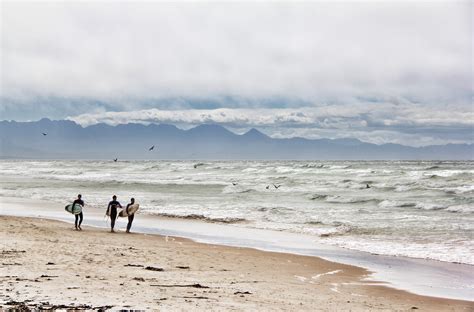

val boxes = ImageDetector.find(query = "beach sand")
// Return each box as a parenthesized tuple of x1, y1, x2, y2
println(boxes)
(1, 215, 472, 311)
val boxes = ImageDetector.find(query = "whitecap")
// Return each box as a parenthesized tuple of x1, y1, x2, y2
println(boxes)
(446, 204, 474, 213)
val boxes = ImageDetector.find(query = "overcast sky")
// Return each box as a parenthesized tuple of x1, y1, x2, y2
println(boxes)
(1, 1, 472, 146)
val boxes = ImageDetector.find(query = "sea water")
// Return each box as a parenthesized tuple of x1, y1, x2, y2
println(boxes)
(0, 160, 472, 265)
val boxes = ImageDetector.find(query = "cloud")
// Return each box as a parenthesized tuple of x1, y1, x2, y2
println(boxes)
(68, 104, 474, 128)
(67, 104, 474, 146)
(1, 1, 471, 103)
(1, 1, 472, 146)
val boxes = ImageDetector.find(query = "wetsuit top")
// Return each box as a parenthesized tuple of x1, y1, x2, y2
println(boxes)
(73, 199, 84, 207)
(108, 200, 122, 210)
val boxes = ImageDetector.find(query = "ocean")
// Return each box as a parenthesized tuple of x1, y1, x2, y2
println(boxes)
(1, 160, 473, 265)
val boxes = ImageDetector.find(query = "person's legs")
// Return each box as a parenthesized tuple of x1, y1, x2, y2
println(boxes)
(75, 214, 79, 230)
(126, 214, 134, 233)
(78, 212, 83, 230)
(110, 208, 117, 232)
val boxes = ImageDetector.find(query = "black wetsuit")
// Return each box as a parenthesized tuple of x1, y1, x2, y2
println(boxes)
(73, 199, 84, 228)
(108, 200, 122, 230)
(126, 203, 135, 232)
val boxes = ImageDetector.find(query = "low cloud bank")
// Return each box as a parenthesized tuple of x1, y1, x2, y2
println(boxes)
(67, 105, 473, 147)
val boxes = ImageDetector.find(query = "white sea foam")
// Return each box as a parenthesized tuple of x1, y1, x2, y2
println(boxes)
(415, 203, 447, 211)
(300, 225, 353, 237)
(312, 270, 342, 280)
(324, 237, 474, 265)
(378, 200, 417, 209)
(395, 185, 414, 192)
(446, 204, 474, 213)
(444, 185, 474, 194)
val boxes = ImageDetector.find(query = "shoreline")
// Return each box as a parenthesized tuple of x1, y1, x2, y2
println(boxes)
(1, 215, 473, 311)
(1, 196, 473, 302)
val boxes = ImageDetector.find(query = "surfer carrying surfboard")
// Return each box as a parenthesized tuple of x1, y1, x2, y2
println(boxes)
(107, 195, 122, 233)
(72, 194, 84, 231)
(125, 198, 136, 233)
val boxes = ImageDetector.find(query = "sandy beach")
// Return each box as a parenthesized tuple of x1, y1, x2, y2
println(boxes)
(1, 216, 472, 311)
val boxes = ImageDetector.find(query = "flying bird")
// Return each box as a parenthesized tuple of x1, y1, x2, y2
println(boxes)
(149, 145, 155, 151)
(273, 184, 281, 189)
(114, 158, 118, 162)
(266, 185, 270, 189)
(232, 182, 238, 186)
(42, 133, 47, 136)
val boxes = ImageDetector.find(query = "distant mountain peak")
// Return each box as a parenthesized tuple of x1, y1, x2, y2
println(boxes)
(191, 124, 226, 130)
(242, 128, 269, 139)
(185, 124, 237, 140)
(188, 124, 233, 133)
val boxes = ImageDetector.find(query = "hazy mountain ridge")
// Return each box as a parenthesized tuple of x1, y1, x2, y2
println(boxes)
(0, 119, 472, 160)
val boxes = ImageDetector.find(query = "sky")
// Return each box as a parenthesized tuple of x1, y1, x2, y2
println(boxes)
(1, 1, 472, 146)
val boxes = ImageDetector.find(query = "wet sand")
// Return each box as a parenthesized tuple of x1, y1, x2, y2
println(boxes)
(1, 215, 472, 311)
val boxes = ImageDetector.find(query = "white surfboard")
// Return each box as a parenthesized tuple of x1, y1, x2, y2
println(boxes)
(65, 203, 83, 215)
(119, 203, 139, 217)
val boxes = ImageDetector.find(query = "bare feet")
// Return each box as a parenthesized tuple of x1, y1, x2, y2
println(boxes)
(111, 229, 115, 233)
(78, 226, 82, 231)
(75, 227, 78, 231)
(126, 230, 130, 233)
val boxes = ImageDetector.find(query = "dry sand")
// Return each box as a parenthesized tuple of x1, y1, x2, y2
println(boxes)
(0, 216, 472, 311)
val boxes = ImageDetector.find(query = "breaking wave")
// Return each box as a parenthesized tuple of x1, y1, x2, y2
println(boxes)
(150, 212, 248, 224)
(379, 200, 417, 209)
(325, 195, 380, 204)
(446, 204, 474, 213)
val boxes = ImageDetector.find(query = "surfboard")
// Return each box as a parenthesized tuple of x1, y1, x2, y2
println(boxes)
(119, 203, 139, 217)
(65, 203, 83, 215)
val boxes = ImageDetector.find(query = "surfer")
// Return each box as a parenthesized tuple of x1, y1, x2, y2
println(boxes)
(72, 194, 84, 231)
(125, 198, 136, 233)
(107, 195, 122, 233)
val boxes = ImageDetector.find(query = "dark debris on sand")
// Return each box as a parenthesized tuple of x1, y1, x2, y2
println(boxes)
(150, 283, 209, 288)
(175, 266, 190, 269)
(234, 291, 252, 295)
(133, 277, 145, 282)
(144, 266, 164, 271)
(2, 301, 114, 311)
(124, 264, 144, 267)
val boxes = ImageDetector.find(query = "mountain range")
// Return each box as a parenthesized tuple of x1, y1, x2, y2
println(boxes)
(0, 118, 472, 160)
